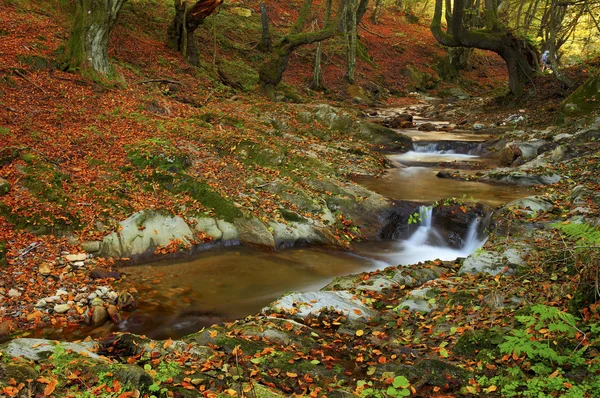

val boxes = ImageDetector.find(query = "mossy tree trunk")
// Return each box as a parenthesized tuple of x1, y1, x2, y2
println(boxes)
(166, 0, 222, 67)
(431, 0, 537, 97)
(259, 1, 272, 52)
(66, 0, 127, 77)
(345, 0, 358, 84)
(259, 0, 347, 98)
(310, 0, 333, 90)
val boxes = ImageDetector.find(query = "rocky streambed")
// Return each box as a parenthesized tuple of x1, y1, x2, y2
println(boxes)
(1, 99, 599, 396)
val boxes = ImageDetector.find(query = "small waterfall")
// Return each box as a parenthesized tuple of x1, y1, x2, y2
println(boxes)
(387, 206, 487, 265)
(412, 143, 457, 155)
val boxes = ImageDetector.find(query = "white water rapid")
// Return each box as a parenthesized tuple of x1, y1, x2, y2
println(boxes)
(378, 206, 487, 266)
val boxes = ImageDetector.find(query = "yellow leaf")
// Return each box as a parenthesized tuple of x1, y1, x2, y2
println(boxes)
(484, 385, 498, 393)
(355, 330, 364, 337)
(163, 339, 173, 349)
(209, 330, 218, 338)
(286, 372, 298, 378)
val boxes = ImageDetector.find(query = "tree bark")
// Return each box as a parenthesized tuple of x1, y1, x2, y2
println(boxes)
(259, 1, 272, 52)
(167, 0, 222, 66)
(310, 0, 333, 90)
(66, 0, 127, 77)
(259, 0, 347, 97)
(431, 0, 536, 96)
(345, 0, 358, 84)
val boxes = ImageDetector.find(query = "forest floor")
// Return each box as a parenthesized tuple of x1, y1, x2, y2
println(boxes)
(1, 0, 600, 397)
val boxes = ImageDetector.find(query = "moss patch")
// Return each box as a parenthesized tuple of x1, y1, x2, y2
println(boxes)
(559, 76, 600, 122)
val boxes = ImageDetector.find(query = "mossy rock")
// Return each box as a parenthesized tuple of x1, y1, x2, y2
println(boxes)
(178, 178, 242, 222)
(559, 77, 600, 122)
(127, 138, 190, 174)
(217, 58, 259, 92)
(453, 329, 504, 357)
(0, 363, 41, 394)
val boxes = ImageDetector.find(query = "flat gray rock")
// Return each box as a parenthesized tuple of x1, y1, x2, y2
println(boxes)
(266, 291, 376, 321)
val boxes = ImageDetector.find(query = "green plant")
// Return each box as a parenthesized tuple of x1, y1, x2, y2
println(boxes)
(144, 360, 180, 397)
(356, 376, 411, 397)
(477, 304, 600, 397)
(553, 222, 600, 245)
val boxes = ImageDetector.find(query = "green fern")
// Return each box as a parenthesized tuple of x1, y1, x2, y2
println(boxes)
(553, 222, 600, 245)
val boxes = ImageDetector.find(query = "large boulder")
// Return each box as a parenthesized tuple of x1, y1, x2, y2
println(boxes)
(99, 210, 194, 258)
(1, 338, 103, 361)
(313, 104, 355, 132)
(482, 169, 561, 186)
(431, 205, 485, 249)
(458, 246, 529, 275)
(559, 77, 600, 122)
(265, 291, 377, 321)
(234, 218, 275, 248)
(268, 222, 335, 249)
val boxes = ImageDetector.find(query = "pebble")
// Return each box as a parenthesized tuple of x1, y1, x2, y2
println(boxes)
(107, 305, 121, 323)
(35, 299, 47, 308)
(91, 297, 105, 307)
(92, 306, 109, 326)
(106, 291, 118, 302)
(55, 289, 69, 296)
(72, 261, 85, 268)
(38, 263, 52, 276)
(8, 289, 21, 298)
(88, 293, 97, 300)
(65, 253, 87, 262)
(53, 304, 71, 314)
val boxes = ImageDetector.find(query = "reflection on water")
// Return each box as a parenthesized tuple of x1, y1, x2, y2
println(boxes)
(115, 247, 383, 339)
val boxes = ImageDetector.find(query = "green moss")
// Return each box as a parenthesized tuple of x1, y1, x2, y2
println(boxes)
(127, 138, 190, 173)
(454, 329, 504, 357)
(279, 208, 307, 223)
(215, 336, 267, 356)
(559, 77, 600, 122)
(0, 241, 6, 266)
(217, 58, 259, 92)
(178, 179, 242, 222)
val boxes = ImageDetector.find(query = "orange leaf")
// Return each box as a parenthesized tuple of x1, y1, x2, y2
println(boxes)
(286, 372, 298, 378)
(44, 378, 58, 396)
(163, 338, 173, 349)
(2, 387, 19, 397)
(209, 330, 218, 338)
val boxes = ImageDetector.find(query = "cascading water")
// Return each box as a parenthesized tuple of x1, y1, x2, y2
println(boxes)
(371, 205, 487, 266)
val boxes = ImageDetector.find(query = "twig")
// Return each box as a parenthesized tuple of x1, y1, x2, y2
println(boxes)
(358, 22, 391, 38)
(19, 242, 41, 258)
(12, 69, 48, 94)
(136, 79, 183, 85)
(1, 104, 17, 112)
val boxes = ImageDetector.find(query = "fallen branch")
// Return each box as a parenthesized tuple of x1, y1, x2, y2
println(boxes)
(137, 79, 183, 85)
(358, 22, 391, 38)
(19, 242, 42, 259)
(12, 69, 48, 94)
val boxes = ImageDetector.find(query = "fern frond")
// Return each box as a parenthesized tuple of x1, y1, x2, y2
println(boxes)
(552, 222, 600, 245)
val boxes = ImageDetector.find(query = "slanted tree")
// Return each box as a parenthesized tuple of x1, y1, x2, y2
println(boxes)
(65, 0, 127, 77)
(431, 0, 538, 96)
(258, 0, 347, 98)
(167, 0, 223, 66)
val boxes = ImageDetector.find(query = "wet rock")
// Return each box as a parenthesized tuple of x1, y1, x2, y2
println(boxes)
(385, 114, 413, 128)
(117, 291, 137, 311)
(458, 246, 529, 275)
(325, 265, 445, 293)
(432, 205, 484, 249)
(194, 217, 223, 240)
(269, 222, 334, 249)
(0, 321, 16, 337)
(89, 268, 121, 280)
(418, 122, 437, 131)
(81, 240, 102, 253)
(498, 146, 523, 167)
(504, 196, 554, 214)
(91, 297, 105, 307)
(266, 291, 376, 321)
(92, 306, 109, 326)
(473, 123, 486, 130)
(0, 338, 102, 361)
(234, 218, 275, 248)
(107, 305, 121, 323)
(99, 210, 195, 258)
(53, 304, 71, 314)
(395, 287, 438, 313)
(313, 104, 355, 132)
(482, 169, 561, 186)
(357, 122, 412, 152)
(438, 87, 469, 100)
(65, 253, 87, 262)
(38, 262, 52, 276)
(0, 178, 10, 196)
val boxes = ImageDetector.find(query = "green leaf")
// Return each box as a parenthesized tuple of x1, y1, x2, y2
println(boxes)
(393, 376, 410, 389)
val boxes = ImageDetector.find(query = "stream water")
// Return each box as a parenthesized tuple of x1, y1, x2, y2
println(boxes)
(102, 113, 534, 340)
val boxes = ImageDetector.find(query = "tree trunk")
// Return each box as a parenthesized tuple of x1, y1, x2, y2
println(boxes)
(66, 0, 126, 77)
(431, 0, 536, 97)
(259, 0, 346, 97)
(345, 0, 358, 84)
(259, 1, 272, 52)
(167, 0, 222, 66)
(371, 0, 383, 23)
(310, 0, 332, 91)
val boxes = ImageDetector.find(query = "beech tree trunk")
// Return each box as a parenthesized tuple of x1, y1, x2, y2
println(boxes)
(345, 0, 358, 84)
(66, 0, 127, 77)
(167, 0, 222, 66)
(259, 1, 272, 52)
(310, 0, 333, 90)
(259, 0, 347, 98)
(431, 0, 536, 96)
